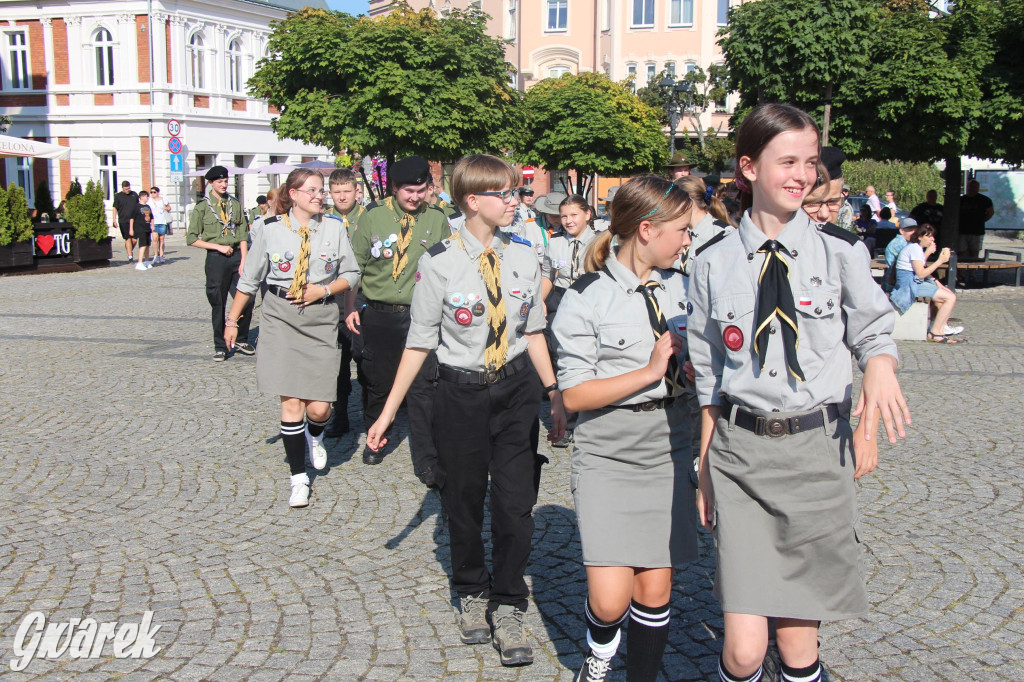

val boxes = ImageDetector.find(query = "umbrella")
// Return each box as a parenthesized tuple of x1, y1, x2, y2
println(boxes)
(0, 134, 71, 160)
(297, 159, 336, 169)
(255, 162, 299, 174)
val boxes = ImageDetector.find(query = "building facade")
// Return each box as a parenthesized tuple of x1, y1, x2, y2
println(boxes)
(0, 0, 332, 222)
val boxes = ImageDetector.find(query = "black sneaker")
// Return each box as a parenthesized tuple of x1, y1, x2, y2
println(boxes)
(575, 650, 613, 682)
(213, 351, 226, 362)
(234, 342, 256, 356)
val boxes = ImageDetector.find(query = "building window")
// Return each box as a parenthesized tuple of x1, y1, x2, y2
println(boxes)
(686, 61, 697, 74)
(665, 61, 675, 77)
(507, 0, 517, 40)
(5, 31, 30, 90)
(626, 63, 637, 91)
(227, 38, 243, 92)
(98, 153, 118, 203)
(646, 63, 656, 85)
(547, 0, 567, 31)
(632, 0, 655, 27)
(718, 0, 729, 25)
(188, 33, 205, 89)
(670, 0, 693, 25)
(12, 157, 33, 205)
(548, 66, 570, 78)
(94, 28, 115, 86)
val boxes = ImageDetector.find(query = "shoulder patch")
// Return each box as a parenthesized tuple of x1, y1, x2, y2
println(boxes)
(569, 271, 600, 294)
(447, 205, 463, 220)
(426, 241, 449, 257)
(263, 215, 280, 225)
(509, 233, 532, 247)
(712, 219, 732, 230)
(694, 230, 728, 258)
(364, 200, 380, 211)
(427, 204, 446, 214)
(818, 222, 859, 246)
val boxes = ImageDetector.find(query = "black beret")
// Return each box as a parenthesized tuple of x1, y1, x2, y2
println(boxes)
(820, 147, 846, 181)
(389, 156, 431, 187)
(519, 186, 534, 196)
(256, 195, 267, 204)
(205, 165, 229, 181)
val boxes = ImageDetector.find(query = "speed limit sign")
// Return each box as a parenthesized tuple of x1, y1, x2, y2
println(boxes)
(167, 119, 181, 137)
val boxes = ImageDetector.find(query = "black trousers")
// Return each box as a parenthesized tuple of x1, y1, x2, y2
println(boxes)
(360, 304, 437, 472)
(434, 363, 542, 610)
(205, 249, 253, 353)
(335, 330, 367, 404)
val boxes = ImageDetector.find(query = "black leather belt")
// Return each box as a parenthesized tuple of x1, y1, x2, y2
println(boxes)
(609, 397, 677, 412)
(267, 284, 335, 305)
(438, 352, 531, 386)
(724, 399, 842, 438)
(365, 299, 409, 312)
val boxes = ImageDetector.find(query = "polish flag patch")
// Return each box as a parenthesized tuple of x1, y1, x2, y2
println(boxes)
(799, 297, 813, 306)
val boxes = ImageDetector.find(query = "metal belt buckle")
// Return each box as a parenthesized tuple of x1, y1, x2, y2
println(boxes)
(764, 417, 787, 438)
(484, 369, 499, 384)
(641, 401, 657, 411)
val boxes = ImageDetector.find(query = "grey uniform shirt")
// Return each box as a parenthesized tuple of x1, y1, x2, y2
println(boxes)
(507, 215, 550, 279)
(686, 210, 898, 412)
(681, 213, 734, 276)
(406, 224, 546, 371)
(547, 227, 598, 290)
(237, 211, 360, 296)
(552, 248, 689, 406)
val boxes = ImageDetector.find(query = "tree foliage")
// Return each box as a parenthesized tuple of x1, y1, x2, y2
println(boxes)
(0, 114, 9, 134)
(842, 159, 943, 207)
(3, 183, 33, 244)
(0, 185, 11, 246)
(65, 181, 109, 242)
(636, 64, 730, 152)
(249, 5, 521, 164)
(518, 72, 666, 193)
(34, 180, 55, 222)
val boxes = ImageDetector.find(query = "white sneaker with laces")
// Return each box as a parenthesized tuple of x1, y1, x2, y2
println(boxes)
(135, 262, 148, 271)
(943, 324, 964, 335)
(289, 473, 310, 507)
(306, 425, 327, 470)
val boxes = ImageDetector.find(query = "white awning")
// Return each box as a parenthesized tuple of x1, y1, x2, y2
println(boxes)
(0, 134, 71, 160)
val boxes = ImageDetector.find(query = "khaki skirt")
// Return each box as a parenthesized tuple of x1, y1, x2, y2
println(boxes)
(709, 405, 867, 621)
(255, 293, 341, 402)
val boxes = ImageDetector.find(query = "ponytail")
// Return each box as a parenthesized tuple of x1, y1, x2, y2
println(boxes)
(707, 195, 732, 225)
(584, 230, 614, 273)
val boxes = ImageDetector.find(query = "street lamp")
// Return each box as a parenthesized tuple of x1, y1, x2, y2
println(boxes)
(659, 75, 692, 155)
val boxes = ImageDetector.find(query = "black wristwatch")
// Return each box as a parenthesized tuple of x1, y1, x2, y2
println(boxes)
(544, 382, 558, 393)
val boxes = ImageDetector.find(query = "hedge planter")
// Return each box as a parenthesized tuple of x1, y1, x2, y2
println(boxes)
(0, 242, 34, 269)
(73, 236, 113, 264)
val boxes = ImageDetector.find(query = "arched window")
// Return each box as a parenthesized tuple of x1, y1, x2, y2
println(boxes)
(188, 33, 205, 89)
(94, 28, 114, 86)
(548, 65, 570, 78)
(227, 38, 243, 92)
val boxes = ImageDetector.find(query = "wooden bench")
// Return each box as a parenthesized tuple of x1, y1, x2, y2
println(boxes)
(941, 250, 1022, 290)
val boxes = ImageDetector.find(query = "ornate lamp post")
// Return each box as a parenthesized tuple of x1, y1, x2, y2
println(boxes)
(659, 75, 692, 156)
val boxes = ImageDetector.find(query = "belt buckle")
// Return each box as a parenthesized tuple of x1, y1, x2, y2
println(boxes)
(764, 417, 787, 438)
(484, 369, 499, 384)
(641, 401, 657, 411)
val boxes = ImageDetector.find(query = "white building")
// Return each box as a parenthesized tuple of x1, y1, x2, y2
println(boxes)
(0, 0, 332, 223)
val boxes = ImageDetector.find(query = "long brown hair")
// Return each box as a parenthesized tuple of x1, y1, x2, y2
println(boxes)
(673, 176, 732, 226)
(585, 175, 691, 272)
(735, 103, 819, 212)
(275, 169, 322, 215)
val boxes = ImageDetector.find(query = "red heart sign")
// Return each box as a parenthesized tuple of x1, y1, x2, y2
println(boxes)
(36, 234, 55, 255)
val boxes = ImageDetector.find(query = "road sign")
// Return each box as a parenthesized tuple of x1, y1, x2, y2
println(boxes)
(170, 171, 184, 183)
(522, 166, 535, 179)
(167, 119, 181, 137)
(168, 137, 182, 154)
(170, 153, 183, 173)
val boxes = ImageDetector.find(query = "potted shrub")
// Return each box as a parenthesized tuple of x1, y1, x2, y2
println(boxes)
(67, 180, 113, 263)
(34, 180, 56, 223)
(0, 183, 35, 270)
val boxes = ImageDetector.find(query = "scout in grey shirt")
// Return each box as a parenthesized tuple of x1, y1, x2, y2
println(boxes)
(686, 104, 909, 682)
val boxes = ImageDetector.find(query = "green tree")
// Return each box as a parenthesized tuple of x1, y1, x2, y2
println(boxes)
(842, 159, 943, 207)
(0, 114, 9, 134)
(0, 185, 11, 246)
(249, 5, 522, 178)
(65, 179, 83, 202)
(5, 183, 33, 244)
(518, 72, 666, 195)
(34, 181, 55, 222)
(637, 64, 731, 153)
(720, 0, 878, 144)
(65, 181, 109, 242)
(974, 0, 1024, 165)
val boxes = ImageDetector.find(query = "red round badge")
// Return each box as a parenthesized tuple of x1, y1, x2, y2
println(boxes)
(279, 261, 291, 273)
(454, 307, 473, 326)
(723, 325, 744, 351)
(415, 271, 422, 282)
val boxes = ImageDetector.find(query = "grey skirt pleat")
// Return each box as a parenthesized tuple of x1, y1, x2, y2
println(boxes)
(255, 293, 341, 402)
(709, 406, 867, 621)
(571, 402, 698, 568)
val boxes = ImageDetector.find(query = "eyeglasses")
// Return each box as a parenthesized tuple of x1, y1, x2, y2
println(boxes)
(296, 188, 327, 198)
(476, 190, 517, 204)
(804, 198, 844, 211)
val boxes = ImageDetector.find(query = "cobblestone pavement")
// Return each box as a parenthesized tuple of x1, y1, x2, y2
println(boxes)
(1, 236, 1023, 681)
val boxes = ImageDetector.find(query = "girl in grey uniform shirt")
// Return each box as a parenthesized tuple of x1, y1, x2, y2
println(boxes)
(225, 169, 359, 508)
(687, 104, 911, 682)
(552, 176, 696, 682)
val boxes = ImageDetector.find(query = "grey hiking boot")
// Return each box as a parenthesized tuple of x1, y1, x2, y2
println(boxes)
(490, 604, 533, 666)
(455, 594, 490, 644)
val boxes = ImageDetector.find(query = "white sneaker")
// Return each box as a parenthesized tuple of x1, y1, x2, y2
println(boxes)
(306, 425, 327, 470)
(943, 324, 964, 335)
(289, 474, 310, 508)
(135, 262, 148, 271)
(144, 261, 153, 269)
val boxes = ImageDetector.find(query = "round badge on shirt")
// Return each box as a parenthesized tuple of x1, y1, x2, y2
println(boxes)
(382, 247, 394, 259)
(723, 325, 743, 351)
(284, 250, 295, 261)
(388, 233, 398, 243)
(466, 293, 481, 304)
(448, 292, 465, 307)
(271, 253, 282, 263)
(383, 239, 393, 248)
(325, 262, 334, 274)
(520, 302, 530, 318)
(371, 246, 381, 259)
(472, 301, 485, 316)
(280, 261, 292, 273)
(454, 307, 473, 326)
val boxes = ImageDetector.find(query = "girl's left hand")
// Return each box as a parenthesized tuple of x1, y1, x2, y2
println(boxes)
(547, 391, 567, 443)
(289, 284, 329, 307)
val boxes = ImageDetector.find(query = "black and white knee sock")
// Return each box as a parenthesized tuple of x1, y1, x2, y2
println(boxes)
(781, 658, 822, 682)
(719, 653, 763, 682)
(584, 599, 627, 660)
(281, 420, 306, 475)
(625, 599, 670, 682)
(306, 415, 329, 438)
